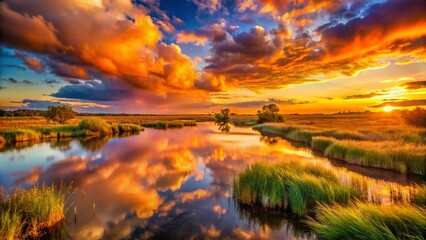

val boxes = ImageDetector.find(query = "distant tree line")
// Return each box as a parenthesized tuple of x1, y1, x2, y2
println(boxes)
(0, 109, 165, 117)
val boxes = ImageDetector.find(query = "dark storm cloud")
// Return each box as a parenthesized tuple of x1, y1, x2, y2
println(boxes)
(21, 99, 62, 109)
(52, 80, 130, 101)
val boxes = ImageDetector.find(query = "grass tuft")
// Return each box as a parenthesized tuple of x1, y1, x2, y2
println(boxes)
(233, 161, 359, 216)
(413, 185, 426, 206)
(311, 136, 334, 151)
(117, 123, 143, 133)
(78, 118, 112, 135)
(310, 201, 426, 240)
(0, 185, 66, 238)
(0, 129, 40, 142)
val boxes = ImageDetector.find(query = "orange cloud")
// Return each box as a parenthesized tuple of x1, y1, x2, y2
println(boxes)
(0, 2, 63, 52)
(1, 0, 200, 95)
(177, 32, 209, 46)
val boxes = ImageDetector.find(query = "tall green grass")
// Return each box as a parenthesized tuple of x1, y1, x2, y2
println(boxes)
(413, 185, 426, 206)
(233, 161, 359, 216)
(36, 126, 86, 139)
(0, 129, 40, 142)
(254, 124, 426, 175)
(311, 136, 334, 151)
(0, 185, 66, 238)
(310, 201, 426, 240)
(324, 139, 426, 175)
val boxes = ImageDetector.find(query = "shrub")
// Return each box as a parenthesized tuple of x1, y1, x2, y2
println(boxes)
(402, 107, 426, 128)
(44, 105, 76, 124)
(256, 104, 284, 124)
(214, 108, 231, 122)
(310, 202, 426, 240)
(79, 118, 112, 135)
(117, 123, 142, 133)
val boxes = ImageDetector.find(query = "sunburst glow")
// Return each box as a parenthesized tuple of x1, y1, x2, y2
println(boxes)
(383, 106, 394, 112)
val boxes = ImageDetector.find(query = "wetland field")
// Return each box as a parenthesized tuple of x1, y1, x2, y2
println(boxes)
(0, 112, 425, 239)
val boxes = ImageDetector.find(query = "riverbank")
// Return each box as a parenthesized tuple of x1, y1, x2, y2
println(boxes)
(233, 161, 426, 239)
(0, 118, 143, 146)
(253, 124, 426, 175)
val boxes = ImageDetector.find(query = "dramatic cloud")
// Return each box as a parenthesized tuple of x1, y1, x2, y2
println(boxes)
(1, 0, 425, 113)
(223, 98, 310, 108)
(52, 80, 129, 101)
(0, 2, 63, 52)
(192, 0, 224, 13)
(0, 0, 200, 95)
(202, 0, 426, 90)
(21, 99, 62, 109)
(176, 20, 230, 46)
(15, 52, 45, 73)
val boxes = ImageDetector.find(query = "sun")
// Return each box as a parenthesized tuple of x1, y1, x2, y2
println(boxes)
(383, 106, 393, 112)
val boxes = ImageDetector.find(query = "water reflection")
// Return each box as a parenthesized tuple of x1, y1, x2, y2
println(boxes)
(215, 121, 231, 133)
(0, 123, 424, 239)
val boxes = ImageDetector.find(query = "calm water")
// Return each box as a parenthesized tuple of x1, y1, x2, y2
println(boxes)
(0, 123, 423, 239)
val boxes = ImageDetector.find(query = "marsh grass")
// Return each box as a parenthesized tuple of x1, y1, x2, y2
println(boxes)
(231, 119, 258, 127)
(254, 124, 426, 175)
(141, 120, 196, 129)
(0, 129, 40, 142)
(78, 118, 112, 135)
(117, 123, 143, 133)
(0, 185, 66, 238)
(310, 201, 426, 240)
(413, 185, 426, 206)
(324, 139, 426, 175)
(233, 161, 359, 216)
(311, 137, 334, 151)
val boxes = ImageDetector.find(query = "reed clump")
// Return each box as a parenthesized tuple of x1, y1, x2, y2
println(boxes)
(309, 201, 426, 240)
(78, 118, 112, 135)
(324, 139, 426, 175)
(0, 185, 66, 239)
(231, 119, 258, 127)
(233, 161, 359, 216)
(0, 129, 40, 142)
(117, 123, 143, 133)
(413, 185, 426, 206)
(142, 121, 187, 129)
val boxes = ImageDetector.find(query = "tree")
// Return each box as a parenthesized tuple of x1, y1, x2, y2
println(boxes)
(44, 105, 76, 124)
(256, 104, 284, 124)
(402, 107, 426, 128)
(215, 108, 231, 122)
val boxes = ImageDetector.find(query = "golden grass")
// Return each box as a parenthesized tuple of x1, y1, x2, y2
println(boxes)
(0, 185, 66, 238)
(310, 201, 426, 240)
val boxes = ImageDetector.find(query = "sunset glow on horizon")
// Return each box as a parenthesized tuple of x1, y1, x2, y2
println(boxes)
(0, 0, 425, 114)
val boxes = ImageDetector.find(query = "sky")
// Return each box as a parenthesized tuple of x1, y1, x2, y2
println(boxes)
(0, 0, 425, 114)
